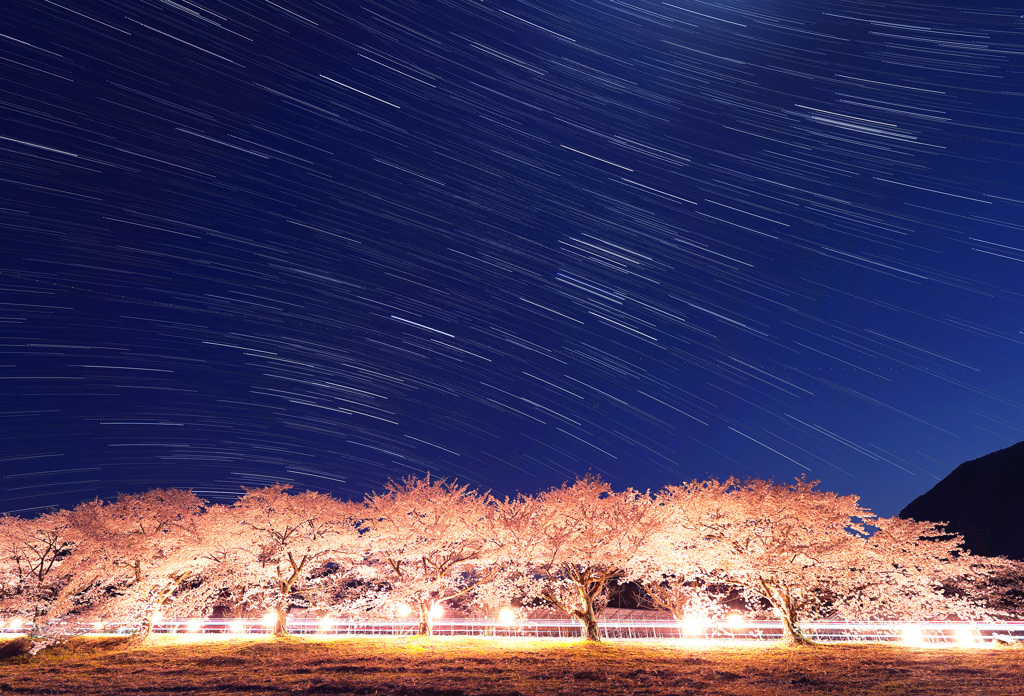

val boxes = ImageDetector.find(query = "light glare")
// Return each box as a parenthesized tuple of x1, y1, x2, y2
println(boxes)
(682, 616, 706, 635)
(903, 626, 925, 647)
(498, 608, 516, 625)
(955, 628, 976, 646)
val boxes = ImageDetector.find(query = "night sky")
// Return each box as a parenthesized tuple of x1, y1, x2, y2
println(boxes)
(3, 0, 1023, 518)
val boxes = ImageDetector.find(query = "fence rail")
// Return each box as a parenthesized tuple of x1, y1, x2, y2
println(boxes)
(5, 618, 1023, 645)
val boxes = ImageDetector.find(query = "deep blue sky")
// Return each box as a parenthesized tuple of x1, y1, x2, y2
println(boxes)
(2, 0, 1023, 517)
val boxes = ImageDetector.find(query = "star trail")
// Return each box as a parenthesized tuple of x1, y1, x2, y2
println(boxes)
(2, 0, 1023, 516)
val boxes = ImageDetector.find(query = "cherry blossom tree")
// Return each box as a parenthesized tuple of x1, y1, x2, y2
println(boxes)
(197, 485, 359, 635)
(843, 516, 1010, 622)
(639, 480, 738, 623)
(641, 478, 1015, 643)
(359, 476, 499, 635)
(706, 477, 876, 645)
(47, 489, 207, 640)
(499, 477, 663, 641)
(0, 511, 75, 625)
(164, 502, 253, 624)
(959, 556, 1024, 620)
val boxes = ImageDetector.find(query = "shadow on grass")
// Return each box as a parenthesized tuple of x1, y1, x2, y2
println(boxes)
(0, 638, 31, 661)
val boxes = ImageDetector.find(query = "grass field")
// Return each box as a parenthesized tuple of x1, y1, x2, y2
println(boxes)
(1, 635, 1022, 695)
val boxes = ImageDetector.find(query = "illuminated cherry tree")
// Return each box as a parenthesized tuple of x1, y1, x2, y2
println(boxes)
(197, 485, 359, 635)
(499, 476, 663, 641)
(645, 478, 1014, 643)
(0, 511, 74, 625)
(47, 489, 207, 639)
(957, 556, 1024, 620)
(359, 476, 499, 635)
(843, 515, 1009, 622)
(639, 480, 737, 624)
(706, 477, 876, 645)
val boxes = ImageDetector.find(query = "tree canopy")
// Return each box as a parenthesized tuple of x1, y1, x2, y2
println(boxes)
(0, 475, 1017, 646)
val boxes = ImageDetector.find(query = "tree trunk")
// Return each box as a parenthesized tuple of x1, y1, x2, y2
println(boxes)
(274, 605, 288, 636)
(127, 613, 154, 645)
(778, 608, 811, 646)
(416, 601, 433, 636)
(760, 579, 812, 646)
(576, 603, 601, 642)
(137, 614, 154, 639)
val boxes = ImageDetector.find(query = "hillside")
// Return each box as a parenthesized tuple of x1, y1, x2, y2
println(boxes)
(900, 441, 1024, 560)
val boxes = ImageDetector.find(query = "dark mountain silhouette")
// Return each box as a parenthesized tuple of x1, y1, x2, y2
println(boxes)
(900, 440, 1024, 560)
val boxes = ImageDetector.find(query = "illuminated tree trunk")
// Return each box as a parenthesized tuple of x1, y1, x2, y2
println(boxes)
(575, 603, 601, 642)
(137, 613, 154, 640)
(274, 556, 303, 636)
(133, 572, 188, 641)
(759, 577, 812, 646)
(416, 600, 433, 636)
(568, 576, 605, 642)
(778, 607, 808, 645)
(274, 604, 288, 636)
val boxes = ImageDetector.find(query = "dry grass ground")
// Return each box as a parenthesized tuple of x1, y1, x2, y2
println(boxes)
(1, 635, 1021, 695)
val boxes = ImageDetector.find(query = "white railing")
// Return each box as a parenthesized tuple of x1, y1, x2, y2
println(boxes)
(6, 618, 1021, 645)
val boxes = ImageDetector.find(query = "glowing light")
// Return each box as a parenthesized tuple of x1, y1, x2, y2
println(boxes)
(955, 628, 976, 646)
(186, 619, 202, 633)
(151, 611, 162, 624)
(229, 619, 244, 633)
(498, 608, 516, 625)
(94, 621, 104, 631)
(10, 618, 23, 631)
(319, 617, 333, 631)
(681, 616, 707, 636)
(262, 611, 278, 627)
(397, 604, 412, 619)
(429, 603, 444, 619)
(725, 613, 744, 628)
(903, 626, 925, 647)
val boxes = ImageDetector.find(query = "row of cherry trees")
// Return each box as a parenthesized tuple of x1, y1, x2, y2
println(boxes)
(0, 476, 1017, 645)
